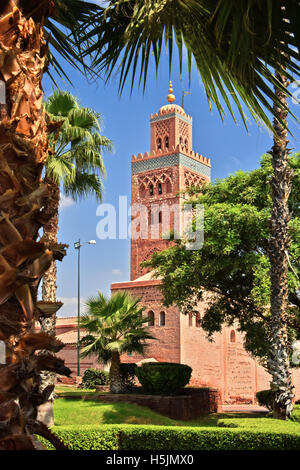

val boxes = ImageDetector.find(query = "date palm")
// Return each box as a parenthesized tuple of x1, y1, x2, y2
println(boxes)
(85, 0, 300, 418)
(0, 0, 103, 451)
(80, 291, 155, 393)
(37, 90, 112, 424)
(42, 90, 112, 310)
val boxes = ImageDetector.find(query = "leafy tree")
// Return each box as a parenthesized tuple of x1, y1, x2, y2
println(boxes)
(80, 291, 156, 393)
(146, 154, 300, 374)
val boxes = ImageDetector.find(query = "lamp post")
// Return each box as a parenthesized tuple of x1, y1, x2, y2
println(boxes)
(74, 239, 96, 376)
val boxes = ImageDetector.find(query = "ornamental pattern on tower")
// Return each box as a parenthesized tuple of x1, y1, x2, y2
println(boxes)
(130, 82, 211, 280)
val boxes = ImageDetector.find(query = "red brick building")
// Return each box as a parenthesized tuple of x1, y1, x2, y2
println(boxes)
(57, 84, 300, 404)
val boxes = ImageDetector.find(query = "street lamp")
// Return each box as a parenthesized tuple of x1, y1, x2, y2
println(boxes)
(74, 239, 97, 376)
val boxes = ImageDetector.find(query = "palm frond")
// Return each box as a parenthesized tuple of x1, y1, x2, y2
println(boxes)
(44, 0, 102, 83)
(84, 0, 300, 131)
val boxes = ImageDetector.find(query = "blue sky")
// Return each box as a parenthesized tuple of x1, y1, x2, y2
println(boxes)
(42, 48, 300, 318)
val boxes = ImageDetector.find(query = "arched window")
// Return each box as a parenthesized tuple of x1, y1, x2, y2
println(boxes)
(188, 313, 193, 327)
(157, 138, 162, 150)
(148, 311, 155, 327)
(196, 312, 201, 328)
(165, 136, 169, 148)
(166, 179, 172, 193)
(159, 311, 166, 326)
(149, 184, 154, 196)
(184, 138, 188, 149)
(158, 182, 162, 194)
(179, 136, 183, 145)
(139, 184, 146, 199)
(158, 211, 162, 224)
(230, 330, 236, 343)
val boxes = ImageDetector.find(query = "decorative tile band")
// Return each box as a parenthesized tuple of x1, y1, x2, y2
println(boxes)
(150, 113, 192, 125)
(132, 153, 211, 178)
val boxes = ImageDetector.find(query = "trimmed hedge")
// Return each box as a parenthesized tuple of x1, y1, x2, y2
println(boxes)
(39, 424, 300, 450)
(256, 389, 275, 411)
(136, 362, 192, 395)
(80, 368, 109, 389)
(119, 363, 137, 392)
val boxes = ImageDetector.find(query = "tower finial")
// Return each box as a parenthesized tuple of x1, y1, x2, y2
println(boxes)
(167, 80, 175, 103)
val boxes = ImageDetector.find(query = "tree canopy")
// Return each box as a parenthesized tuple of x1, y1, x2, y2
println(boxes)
(146, 154, 300, 362)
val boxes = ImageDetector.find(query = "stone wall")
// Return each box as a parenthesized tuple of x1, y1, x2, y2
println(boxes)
(93, 387, 221, 420)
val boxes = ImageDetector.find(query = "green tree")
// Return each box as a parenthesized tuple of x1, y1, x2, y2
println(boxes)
(146, 155, 300, 381)
(80, 291, 156, 393)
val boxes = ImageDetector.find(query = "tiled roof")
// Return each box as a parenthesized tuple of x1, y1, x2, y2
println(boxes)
(56, 329, 87, 345)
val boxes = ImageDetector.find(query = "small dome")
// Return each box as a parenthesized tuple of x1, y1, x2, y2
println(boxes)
(159, 103, 185, 113)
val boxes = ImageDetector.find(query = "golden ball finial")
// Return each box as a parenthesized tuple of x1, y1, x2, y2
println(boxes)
(167, 80, 175, 103)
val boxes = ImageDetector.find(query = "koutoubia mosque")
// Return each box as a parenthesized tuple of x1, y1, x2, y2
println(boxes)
(56, 83, 300, 404)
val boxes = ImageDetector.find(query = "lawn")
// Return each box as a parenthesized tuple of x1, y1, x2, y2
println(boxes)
(53, 390, 300, 431)
(48, 387, 300, 450)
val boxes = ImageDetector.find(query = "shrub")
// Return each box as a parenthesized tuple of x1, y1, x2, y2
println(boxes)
(80, 368, 109, 389)
(38, 424, 300, 450)
(119, 363, 137, 392)
(256, 389, 275, 411)
(290, 405, 300, 423)
(135, 362, 192, 395)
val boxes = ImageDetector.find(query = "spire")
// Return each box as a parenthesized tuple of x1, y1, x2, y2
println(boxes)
(167, 81, 175, 103)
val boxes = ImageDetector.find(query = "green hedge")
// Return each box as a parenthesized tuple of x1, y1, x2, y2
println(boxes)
(136, 362, 192, 395)
(80, 368, 109, 389)
(39, 424, 300, 450)
(256, 389, 275, 411)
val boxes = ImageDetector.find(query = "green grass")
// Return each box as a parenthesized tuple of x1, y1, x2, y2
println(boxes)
(46, 397, 300, 450)
(54, 398, 177, 426)
(53, 396, 300, 432)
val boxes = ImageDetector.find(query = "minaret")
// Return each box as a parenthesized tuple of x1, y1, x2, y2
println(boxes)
(130, 82, 211, 280)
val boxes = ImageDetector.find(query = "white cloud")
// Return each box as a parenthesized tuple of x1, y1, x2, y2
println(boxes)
(112, 268, 122, 275)
(57, 296, 86, 317)
(59, 195, 75, 210)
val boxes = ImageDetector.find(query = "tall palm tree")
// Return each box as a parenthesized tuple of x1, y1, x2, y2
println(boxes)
(85, 0, 300, 419)
(43, 90, 112, 311)
(80, 291, 155, 393)
(37, 90, 112, 425)
(0, 0, 103, 451)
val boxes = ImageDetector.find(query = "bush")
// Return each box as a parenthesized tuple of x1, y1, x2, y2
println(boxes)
(80, 368, 109, 389)
(38, 424, 300, 450)
(136, 362, 192, 395)
(119, 363, 137, 392)
(290, 405, 300, 423)
(256, 389, 275, 411)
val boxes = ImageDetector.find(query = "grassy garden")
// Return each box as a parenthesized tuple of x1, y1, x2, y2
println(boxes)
(40, 386, 300, 450)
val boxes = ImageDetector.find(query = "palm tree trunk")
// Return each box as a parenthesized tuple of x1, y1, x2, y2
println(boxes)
(0, 3, 69, 449)
(267, 71, 294, 419)
(109, 351, 123, 393)
(38, 177, 60, 426)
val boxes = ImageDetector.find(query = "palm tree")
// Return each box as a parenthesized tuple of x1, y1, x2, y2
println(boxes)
(37, 90, 112, 425)
(0, 0, 103, 450)
(85, 0, 300, 419)
(42, 90, 112, 310)
(80, 291, 156, 393)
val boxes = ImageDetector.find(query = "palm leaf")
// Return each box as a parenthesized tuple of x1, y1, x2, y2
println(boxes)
(83, 0, 300, 131)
